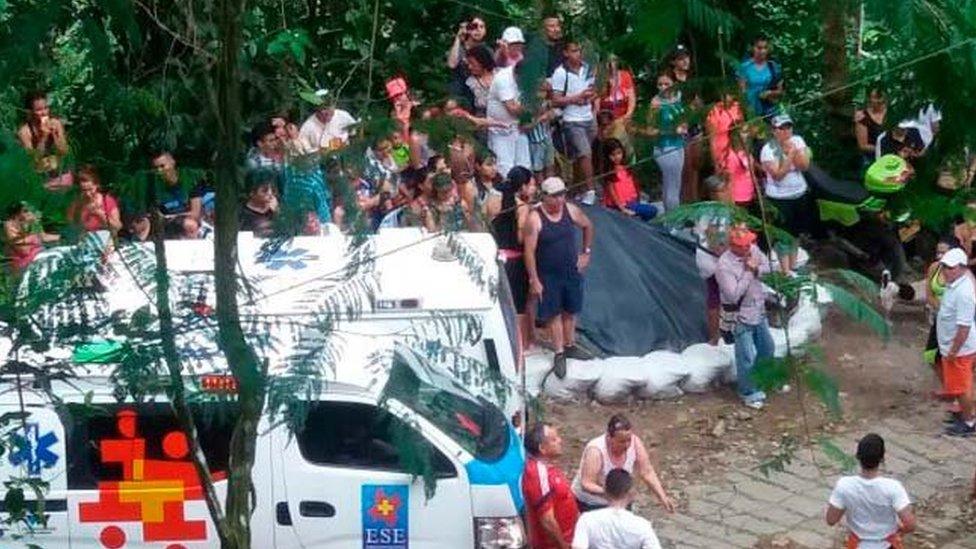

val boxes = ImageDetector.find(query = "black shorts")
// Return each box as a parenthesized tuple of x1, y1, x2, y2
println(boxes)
(537, 271, 583, 322)
(504, 256, 529, 314)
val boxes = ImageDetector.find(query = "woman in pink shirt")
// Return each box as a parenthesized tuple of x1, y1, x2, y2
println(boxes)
(601, 139, 657, 221)
(4, 202, 59, 275)
(719, 130, 759, 207)
(706, 90, 745, 169)
(66, 165, 122, 234)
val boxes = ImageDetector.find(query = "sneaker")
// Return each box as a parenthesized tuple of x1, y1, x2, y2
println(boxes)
(553, 352, 567, 380)
(744, 399, 765, 410)
(564, 345, 593, 361)
(945, 420, 976, 437)
(579, 190, 596, 206)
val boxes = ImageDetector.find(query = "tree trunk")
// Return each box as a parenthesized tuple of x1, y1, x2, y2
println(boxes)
(149, 218, 232, 545)
(821, 0, 852, 144)
(212, 1, 266, 548)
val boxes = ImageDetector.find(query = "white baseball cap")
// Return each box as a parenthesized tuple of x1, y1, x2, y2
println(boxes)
(941, 248, 968, 268)
(541, 177, 567, 195)
(501, 27, 525, 44)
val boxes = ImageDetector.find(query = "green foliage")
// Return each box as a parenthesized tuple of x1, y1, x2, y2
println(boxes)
(756, 433, 799, 476)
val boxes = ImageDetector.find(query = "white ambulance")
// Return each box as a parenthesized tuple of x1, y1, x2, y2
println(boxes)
(0, 229, 527, 548)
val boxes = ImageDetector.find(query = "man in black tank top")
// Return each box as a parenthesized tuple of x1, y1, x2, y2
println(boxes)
(524, 177, 595, 379)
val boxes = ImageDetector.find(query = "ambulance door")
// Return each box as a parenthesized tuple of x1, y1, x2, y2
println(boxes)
(272, 397, 473, 549)
(64, 401, 274, 548)
(0, 405, 70, 547)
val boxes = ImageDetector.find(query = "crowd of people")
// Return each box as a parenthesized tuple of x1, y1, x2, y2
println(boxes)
(3, 10, 958, 547)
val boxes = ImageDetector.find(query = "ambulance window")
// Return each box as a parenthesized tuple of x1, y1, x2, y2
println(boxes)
(296, 402, 456, 478)
(64, 402, 235, 490)
(496, 262, 520, 369)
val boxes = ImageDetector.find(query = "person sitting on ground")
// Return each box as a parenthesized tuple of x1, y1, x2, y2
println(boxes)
(601, 139, 657, 221)
(935, 248, 976, 437)
(17, 90, 72, 191)
(826, 433, 916, 547)
(572, 469, 663, 549)
(571, 414, 675, 514)
(3, 202, 59, 275)
(488, 166, 538, 351)
(246, 120, 285, 176)
(716, 226, 774, 409)
(522, 422, 579, 549)
(737, 34, 784, 118)
(240, 170, 279, 238)
(66, 165, 122, 235)
(524, 177, 595, 379)
(150, 151, 205, 221)
(297, 92, 358, 154)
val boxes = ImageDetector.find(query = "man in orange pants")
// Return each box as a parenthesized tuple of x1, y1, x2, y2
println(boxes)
(936, 248, 976, 436)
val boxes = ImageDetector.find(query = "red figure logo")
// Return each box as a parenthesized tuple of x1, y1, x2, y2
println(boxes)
(78, 409, 226, 547)
(368, 489, 402, 528)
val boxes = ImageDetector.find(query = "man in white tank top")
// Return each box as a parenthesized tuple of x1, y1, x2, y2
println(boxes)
(571, 414, 675, 513)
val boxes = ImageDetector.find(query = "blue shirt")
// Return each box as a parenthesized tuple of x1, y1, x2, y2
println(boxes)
(738, 59, 773, 116)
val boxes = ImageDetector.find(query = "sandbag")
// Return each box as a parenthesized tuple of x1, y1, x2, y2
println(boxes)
(540, 357, 607, 401)
(634, 351, 690, 400)
(680, 343, 734, 392)
(591, 357, 659, 404)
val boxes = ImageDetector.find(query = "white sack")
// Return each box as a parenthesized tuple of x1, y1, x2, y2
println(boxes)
(680, 343, 734, 392)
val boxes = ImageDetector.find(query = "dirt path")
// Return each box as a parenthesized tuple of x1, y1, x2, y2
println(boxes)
(545, 304, 976, 547)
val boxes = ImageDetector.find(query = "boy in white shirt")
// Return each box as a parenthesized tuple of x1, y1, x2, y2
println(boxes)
(825, 433, 916, 548)
(572, 469, 661, 549)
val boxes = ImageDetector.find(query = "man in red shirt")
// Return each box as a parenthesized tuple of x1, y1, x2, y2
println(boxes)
(522, 422, 579, 549)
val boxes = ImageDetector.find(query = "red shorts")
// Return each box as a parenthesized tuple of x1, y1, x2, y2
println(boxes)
(942, 354, 975, 397)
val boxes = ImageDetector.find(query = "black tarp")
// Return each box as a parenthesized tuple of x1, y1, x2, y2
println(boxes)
(575, 205, 708, 356)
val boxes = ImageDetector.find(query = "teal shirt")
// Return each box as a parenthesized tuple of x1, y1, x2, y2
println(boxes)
(655, 93, 685, 149)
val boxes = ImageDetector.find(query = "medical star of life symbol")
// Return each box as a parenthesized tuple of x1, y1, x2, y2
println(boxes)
(9, 423, 59, 475)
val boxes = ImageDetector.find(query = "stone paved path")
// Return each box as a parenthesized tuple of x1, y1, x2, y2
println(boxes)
(647, 416, 976, 548)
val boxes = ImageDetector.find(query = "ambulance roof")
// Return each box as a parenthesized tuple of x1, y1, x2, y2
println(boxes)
(8, 229, 502, 398)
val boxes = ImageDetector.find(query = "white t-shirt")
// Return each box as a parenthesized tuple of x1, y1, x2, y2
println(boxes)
(936, 273, 976, 356)
(551, 63, 595, 123)
(760, 136, 809, 199)
(297, 109, 357, 154)
(828, 475, 911, 549)
(571, 507, 661, 549)
(486, 66, 521, 135)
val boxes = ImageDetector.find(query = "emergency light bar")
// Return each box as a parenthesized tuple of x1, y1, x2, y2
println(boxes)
(200, 374, 239, 394)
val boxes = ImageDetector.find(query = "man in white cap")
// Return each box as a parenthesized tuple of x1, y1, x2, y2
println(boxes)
(523, 177, 594, 379)
(486, 27, 531, 178)
(938, 248, 976, 436)
(297, 89, 358, 155)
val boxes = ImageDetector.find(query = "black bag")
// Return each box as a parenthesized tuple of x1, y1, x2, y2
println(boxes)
(719, 295, 745, 344)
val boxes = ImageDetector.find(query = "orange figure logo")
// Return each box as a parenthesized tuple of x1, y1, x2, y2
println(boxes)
(78, 409, 226, 547)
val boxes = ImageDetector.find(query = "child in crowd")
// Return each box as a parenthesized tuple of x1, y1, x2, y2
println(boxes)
(601, 139, 657, 221)
(523, 81, 557, 181)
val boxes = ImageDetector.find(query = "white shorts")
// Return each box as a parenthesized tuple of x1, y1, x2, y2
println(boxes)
(488, 131, 531, 179)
